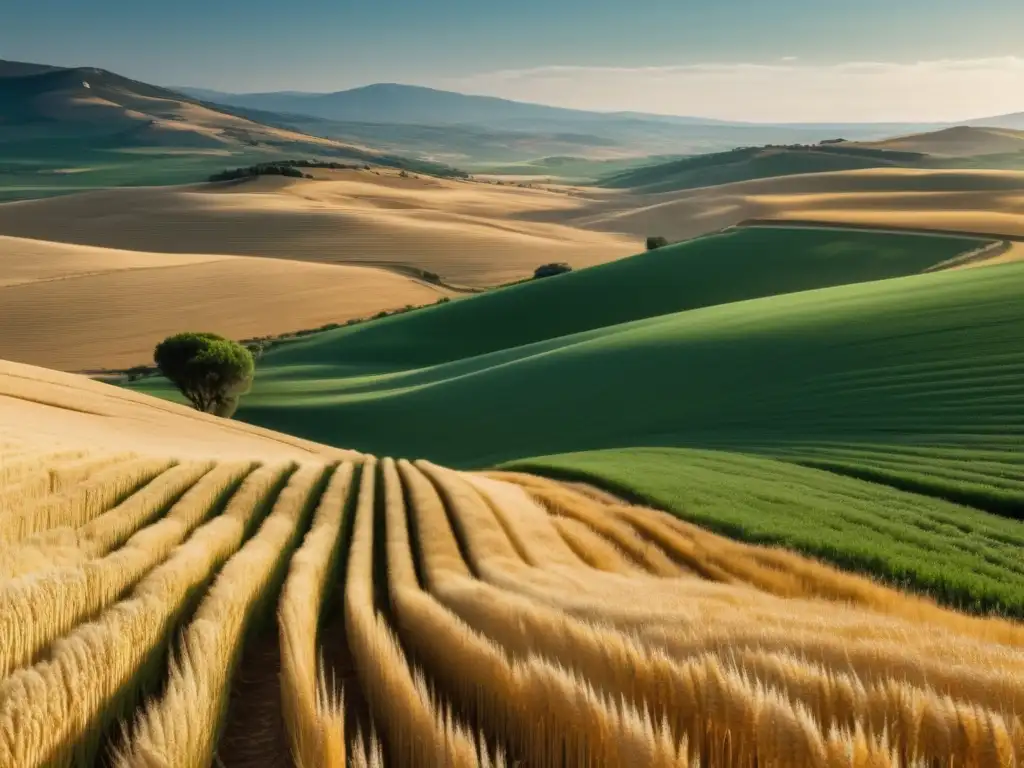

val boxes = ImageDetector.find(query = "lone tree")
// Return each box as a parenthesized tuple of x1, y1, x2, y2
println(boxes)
(646, 236, 669, 251)
(154, 332, 255, 418)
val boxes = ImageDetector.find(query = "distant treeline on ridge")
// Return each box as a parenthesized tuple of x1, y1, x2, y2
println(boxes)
(209, 158, 471, 183)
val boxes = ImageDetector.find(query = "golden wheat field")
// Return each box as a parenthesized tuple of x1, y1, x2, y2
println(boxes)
(0, 235, 452, 371)
(3, 166, 1024, 373)
(3, 363, 1024, 767)
(0, 170, 635, 289)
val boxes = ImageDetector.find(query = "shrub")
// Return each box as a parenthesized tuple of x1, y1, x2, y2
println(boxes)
(124, 365, 152, 383)
(646, 236, 669, 250)
(533, 263, 573, 280)
(153, 332, 254, 417)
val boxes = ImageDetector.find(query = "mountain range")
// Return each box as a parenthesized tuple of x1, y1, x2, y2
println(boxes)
(171, 83, 946, 163)
(2, 55, 1023, 187)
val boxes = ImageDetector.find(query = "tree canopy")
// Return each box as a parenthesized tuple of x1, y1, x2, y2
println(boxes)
(153, 332, 255, 418)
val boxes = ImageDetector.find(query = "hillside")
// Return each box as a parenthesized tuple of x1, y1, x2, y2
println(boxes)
(0, 59, 465, 200)
(131, 225, 1024, 609)
(7, 368, 1024, 763)
(856, 125, 1024, 158)
(8, 226, 1024, 765)
(206, 226, 985, 373)
(0, 62, 372, 152)
(581, 168, 1024, 243)
(0, 170, 635, 289)
(0, 359, 351, 460)
(970, 112, 1024, 130)
(600, 133, 1024, 193)
(0, 234, 453, 371)
(599, 144, 924, 192)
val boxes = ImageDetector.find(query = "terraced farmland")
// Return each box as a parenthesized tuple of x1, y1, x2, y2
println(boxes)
(7, 450, 1024, 766)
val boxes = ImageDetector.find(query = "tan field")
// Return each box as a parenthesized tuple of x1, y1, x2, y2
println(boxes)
(0, 359, 353, 460)
(3, 374, 1024, 765)
(574, 167, 1024, 242)
(854, 125, 1024, 157)
(0, 235, 452, 371)
(0, 170, 637, 288)
(1, 166, 1022, 372)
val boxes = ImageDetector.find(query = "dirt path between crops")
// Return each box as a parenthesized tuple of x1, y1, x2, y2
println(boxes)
(216, 624, 292, 768)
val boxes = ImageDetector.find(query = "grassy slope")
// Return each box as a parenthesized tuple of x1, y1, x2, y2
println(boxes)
(132, 226, 1024, 612)
(601, 146, 909, 192)
(601, 144, 1024, 193)
(223, 227, 988, 372)
(503, 447, 1024, 615)
(476, 155, 686, 182)
(214, 257, 1022, 473)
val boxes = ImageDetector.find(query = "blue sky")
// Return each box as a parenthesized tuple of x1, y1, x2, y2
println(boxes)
(3, 0, 1023, 120)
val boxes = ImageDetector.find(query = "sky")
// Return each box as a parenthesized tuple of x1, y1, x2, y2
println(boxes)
(2, 0, 1023, 122)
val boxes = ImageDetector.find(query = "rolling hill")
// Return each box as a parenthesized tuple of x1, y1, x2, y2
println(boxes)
(0, 59, 466, 200)
(4, 162, 1023, 374)
(7, 360, 1024, 763)
(580, 167, 1024, 243)
(129, 224, 1024, 612)
(7, 195, 1024, 764)
(856, 125, 1024, 158)
(0, 234, 453, 371)
(0, 62, 372, 151)
(601, 129, 1024, 193)
(599, 144, 926, 192)
(0, 169, 635, 289)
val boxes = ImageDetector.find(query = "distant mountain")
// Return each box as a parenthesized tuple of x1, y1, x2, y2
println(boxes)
(0, 59, 468, 201)
(0, 60, 379, 154)
(175, 82, 937, 165)
(174, 82, 740, 129)
(0, 60, 62, 79)
(967, 113, 1024, 131)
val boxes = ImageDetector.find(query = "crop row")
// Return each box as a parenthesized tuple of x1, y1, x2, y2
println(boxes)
(4, 452, 1024, 766)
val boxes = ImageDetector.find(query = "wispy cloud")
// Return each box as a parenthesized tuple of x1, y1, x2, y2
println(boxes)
(435, 57, 1024, 122)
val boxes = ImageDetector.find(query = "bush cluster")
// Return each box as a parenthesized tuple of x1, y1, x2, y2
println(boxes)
(533, 263, 573, 279)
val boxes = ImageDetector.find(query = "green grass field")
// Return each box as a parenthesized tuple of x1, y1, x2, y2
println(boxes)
(476, 154, 686, 182)
(131, 224, 1024, 613)
(0, 145, 279, 201)
(601, 144, 1024, 192)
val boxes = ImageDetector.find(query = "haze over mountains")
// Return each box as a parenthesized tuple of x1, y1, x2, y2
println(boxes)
(175, 81, 1024, 165)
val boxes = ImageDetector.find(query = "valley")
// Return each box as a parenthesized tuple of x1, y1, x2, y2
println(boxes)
(3, 48, 1024, 768)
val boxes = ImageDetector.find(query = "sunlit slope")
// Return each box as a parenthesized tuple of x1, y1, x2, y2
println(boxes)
(0, 171, 634, 287)
(0, 359, 354, 461)
(211, 226, 985, 372)
(581, 168, 1024, 243)
(215, 250, 1023, 500)
(856, 126, 1024, 157)
(0, 235, 451, 371)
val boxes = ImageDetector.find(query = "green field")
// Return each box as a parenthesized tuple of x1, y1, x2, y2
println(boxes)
(601, 144, 1024, 192)
(0, 145, 282, 201)
(131, 224, 1024, 612)
(476, 154, 686, 182)
(0, 141, 466, 202)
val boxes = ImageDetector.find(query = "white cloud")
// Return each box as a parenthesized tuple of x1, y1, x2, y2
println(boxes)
(435, 57, 1024, 122)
